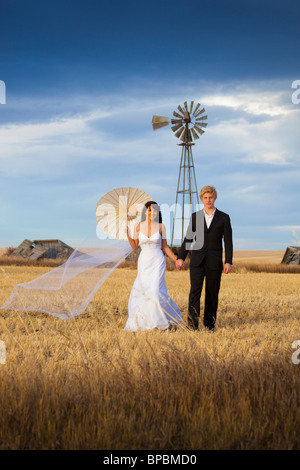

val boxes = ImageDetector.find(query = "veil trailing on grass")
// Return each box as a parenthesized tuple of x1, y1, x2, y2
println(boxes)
(1, 227, 133, 319)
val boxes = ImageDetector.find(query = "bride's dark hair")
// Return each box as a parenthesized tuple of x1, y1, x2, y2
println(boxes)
(141, 201, 162, 223)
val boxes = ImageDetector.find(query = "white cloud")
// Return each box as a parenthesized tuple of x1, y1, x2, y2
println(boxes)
(273, 225, 300, 231)
(202, 110, 299, 166)
(203, 89, 292, 117)
(0, 78, 299, 179)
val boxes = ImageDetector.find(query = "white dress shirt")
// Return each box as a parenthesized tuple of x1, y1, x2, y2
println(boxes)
(204, 208, 216, 228)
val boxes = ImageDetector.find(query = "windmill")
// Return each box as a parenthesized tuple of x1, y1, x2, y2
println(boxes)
(152, 101, 207, 246)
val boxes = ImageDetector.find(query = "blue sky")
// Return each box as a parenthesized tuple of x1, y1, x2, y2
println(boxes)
(0, 0, 299, 250)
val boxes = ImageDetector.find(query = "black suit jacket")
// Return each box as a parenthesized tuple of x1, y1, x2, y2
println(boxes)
(178, 208, 233, 270)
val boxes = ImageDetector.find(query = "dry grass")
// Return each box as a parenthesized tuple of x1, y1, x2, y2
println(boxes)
(233, 250, 285, 264)
(0, 261, 299, 450)
(0, 255, 65, 267)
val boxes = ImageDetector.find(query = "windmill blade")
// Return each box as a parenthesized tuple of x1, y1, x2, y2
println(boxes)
(174, 126, 185, 139)
(191, 128, 200, 140)
(194, 125, 205, 135)
(193, 104, 205, 117)
(189, 101, 194, 114)
(171, 118, 184, 124)
(173, 111, 184, 119)
(184, 101, 189, 113)
(193, 103, 201, 115)
(180, 127, 192, 142)
(180, 127, 187, 142)
(194, 123, 205, 131)
(195, 122, 207, 128)
(177, 105, 185, 115)
(171, 123, 184, 132)
(195, 114, 207, 121)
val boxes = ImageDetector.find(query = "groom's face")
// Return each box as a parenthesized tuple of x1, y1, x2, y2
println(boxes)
(201, 192, 216, 210)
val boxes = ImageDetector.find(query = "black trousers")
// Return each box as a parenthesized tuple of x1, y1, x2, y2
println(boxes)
(188, 262, 222, 329)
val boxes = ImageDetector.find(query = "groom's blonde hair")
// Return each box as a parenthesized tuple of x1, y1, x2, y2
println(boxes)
(199, 185, 217, 201)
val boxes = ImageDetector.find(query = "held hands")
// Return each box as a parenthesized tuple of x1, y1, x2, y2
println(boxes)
(176, 258, 185, 270)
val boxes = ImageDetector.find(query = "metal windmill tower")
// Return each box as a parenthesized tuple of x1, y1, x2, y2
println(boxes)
(152, 101, 207, 246)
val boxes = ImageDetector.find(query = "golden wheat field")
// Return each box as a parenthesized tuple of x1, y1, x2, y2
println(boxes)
(0, 252, 299, 450)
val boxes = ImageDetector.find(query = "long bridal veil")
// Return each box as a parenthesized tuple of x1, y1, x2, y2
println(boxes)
(1, 227, 133, 319)
(1, 187, 154, 319)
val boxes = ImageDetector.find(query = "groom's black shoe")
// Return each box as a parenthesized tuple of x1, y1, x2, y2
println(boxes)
(205, 326, 215, 333)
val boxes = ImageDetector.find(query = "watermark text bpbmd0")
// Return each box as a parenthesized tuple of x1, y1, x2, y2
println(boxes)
(0, 80, 6, 104)
(291, 80, 300, 104)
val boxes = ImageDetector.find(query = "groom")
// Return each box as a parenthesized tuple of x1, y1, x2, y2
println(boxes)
(176, 185, 233, 331)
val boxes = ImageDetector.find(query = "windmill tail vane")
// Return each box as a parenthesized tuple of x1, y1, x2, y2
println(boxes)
(152, 115, 169, 130)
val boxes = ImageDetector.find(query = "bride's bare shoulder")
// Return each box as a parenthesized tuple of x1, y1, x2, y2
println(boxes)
(159, 223, 166, 234)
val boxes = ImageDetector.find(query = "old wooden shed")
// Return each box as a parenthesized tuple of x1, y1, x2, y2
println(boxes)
(12, 239, 74, 260)
(281, 246, 300, 265)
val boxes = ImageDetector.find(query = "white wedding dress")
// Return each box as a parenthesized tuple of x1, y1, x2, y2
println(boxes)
(124, 230, 182, 331)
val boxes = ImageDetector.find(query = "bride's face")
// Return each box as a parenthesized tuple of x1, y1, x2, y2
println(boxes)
(146, 205, 158, 222)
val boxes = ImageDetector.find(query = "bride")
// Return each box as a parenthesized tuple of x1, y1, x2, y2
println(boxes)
(124, 201, 182, 331)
